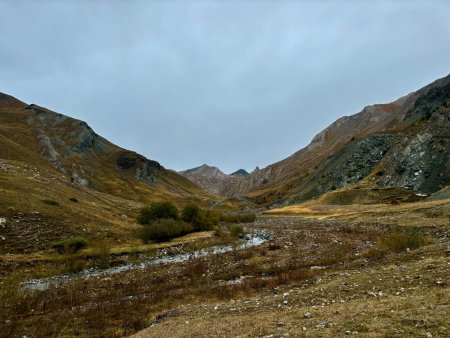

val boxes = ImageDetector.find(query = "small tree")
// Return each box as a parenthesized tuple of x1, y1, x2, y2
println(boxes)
(137, 201, 179, 224)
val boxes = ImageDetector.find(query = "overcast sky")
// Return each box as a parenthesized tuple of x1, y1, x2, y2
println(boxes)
(1, 1, 450, 173)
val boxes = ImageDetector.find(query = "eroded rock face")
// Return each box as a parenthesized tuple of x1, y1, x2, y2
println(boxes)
(116, 151, 162, 183)
(26, 104, 99, 156)
(379, 111, 450, 193)
(314, 135, 395, 194)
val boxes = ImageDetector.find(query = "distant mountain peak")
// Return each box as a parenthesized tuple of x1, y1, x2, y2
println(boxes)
(230, 169, 249, 176)
(183, 164, 224, 175)
(180, 164, 248, 195)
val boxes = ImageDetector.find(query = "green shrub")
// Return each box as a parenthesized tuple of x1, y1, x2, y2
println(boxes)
(137, 202, 179, 224)
(64, 255, 87, 273)
(182, 204, 221, 231)
(41, 199, 59, 206)
(229, 224, 244, 238)
(380, 231, 425, 253)
(92, 240, 112, 269)
(140, 219, 193, 243)
(51, 237, 88, 254)
(181, 204, 201, 223)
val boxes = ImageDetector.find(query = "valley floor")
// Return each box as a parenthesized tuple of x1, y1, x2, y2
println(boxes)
(1, 200, 449, 338)
(131, 214, 450, 338)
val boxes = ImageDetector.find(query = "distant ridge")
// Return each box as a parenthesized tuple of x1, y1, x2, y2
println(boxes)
(180, 164, 248, 196)
(230, 169, 249, 176)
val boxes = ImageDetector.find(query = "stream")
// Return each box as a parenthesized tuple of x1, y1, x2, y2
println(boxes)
(23, 229, 272, 291)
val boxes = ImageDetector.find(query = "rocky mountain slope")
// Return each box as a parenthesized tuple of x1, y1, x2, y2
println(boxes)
(180, 164, 249, 196)
(222, 74, 450, 206)
(0, 92, 210, 205)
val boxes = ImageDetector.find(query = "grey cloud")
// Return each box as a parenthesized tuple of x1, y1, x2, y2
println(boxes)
(1, 0, 450, 173)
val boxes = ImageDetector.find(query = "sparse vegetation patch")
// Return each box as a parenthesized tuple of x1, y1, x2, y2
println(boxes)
(221, 212, 256, 223)
(380, 230, 426, 253)
(41, 199, 60, 206)
(51, 236, 88, 254)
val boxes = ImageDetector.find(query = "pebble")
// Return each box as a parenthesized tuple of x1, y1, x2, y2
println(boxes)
(303, 312, 311, 319)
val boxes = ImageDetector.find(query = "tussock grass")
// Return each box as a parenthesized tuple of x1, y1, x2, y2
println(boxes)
(380, 230, 426, 253)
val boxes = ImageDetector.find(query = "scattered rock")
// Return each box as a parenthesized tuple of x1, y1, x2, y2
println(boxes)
(303, 312, 311, 319)
(315, 321, 331, 329)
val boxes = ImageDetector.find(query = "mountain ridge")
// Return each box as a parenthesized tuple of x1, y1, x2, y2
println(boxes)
(177, 74, 450, 206)
(0, 94, 211, 204)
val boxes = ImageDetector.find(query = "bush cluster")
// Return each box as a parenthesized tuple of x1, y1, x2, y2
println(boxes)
(138, 202, 221, 243)
(51, 237, 88, 254)
(141, 219, 193, 242)
(137, 201, 178, 224)
(182, 204, 221, 231)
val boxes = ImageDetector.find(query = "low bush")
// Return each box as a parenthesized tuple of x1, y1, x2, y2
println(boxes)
(137, 202, 178, 224)
(63, 255, 88, 273)
(41, 199, 60, 206)
(181, 204, 201, 223)
(51, 237, 88, 254)
(140, 219, 193, 243)
(69, 197, 78, 202)
(92, 240, 112, 268)
(380, 230, 425, 253)
(229, 224, 244, 238)
(181, 204, 221, 231)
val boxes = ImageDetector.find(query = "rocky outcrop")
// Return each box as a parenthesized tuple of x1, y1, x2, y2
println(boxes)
(116, 151, 162, 183)
(305, 135, 396, 197)
(379, 110, 450, 194)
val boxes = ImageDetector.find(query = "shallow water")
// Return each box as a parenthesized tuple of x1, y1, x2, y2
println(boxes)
(23, 229, 272, 291)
